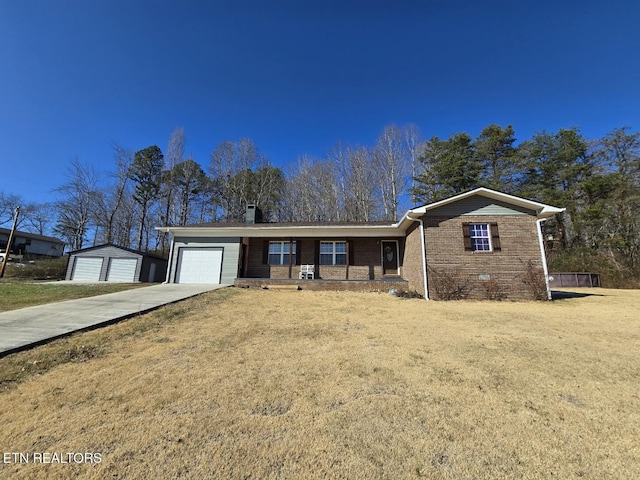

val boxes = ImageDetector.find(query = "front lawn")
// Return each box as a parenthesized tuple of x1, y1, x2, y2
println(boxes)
(0, 283, 147, 312)
(0, 287, 638, 479)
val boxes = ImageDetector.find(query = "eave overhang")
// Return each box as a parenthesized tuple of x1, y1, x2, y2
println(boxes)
(156, 224, 405, 238)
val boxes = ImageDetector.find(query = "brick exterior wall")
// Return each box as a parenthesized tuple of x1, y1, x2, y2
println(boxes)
(243, 237, 398, 280)
(402, 222, 426, 297)
(241, 214, 546, 300)
(423, 214, 545, 300)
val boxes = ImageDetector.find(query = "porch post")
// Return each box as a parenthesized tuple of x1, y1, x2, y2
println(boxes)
(346, 238, 350, 280)
(288, 237, 293, 279)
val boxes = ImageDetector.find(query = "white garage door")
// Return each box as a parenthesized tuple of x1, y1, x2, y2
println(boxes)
(72, 257, 103, 281)
(176, 248, 222, 284)
(106, 258, 138, 282)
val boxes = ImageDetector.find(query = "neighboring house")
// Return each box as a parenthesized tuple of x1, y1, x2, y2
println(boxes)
(65, 244, 167, 283)
(156, 188, 564, 300)
(0, 228, 65, 259)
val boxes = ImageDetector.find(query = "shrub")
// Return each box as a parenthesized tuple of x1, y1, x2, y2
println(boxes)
(4, 257, 68, 280)
(481, 278, 507, 301)
(521, 260, 549, 300)
(428, 267, 471, 300)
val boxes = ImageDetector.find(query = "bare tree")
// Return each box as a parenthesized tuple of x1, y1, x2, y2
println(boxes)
(282, 156, 339, 222)
(374, 125, 410, 221)
(404, 124, 423, 207)
(344, 146, 378, 222)
(92, 143, 134, 245)
(23, 202, 56, 235)
(0, 193, 25, 227)
(209, 138, 261, 222)
(158, 128, 185, 251)
(53, 158, 100, 250)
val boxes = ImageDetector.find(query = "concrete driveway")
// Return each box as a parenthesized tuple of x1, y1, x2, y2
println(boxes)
(0, 283, 227, 356)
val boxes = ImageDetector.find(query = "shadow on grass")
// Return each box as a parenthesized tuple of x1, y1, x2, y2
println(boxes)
(551, 289, 606, 300)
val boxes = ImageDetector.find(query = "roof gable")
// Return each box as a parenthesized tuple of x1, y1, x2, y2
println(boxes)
(408, 188, 564, 219)
(68, 243, 164, 259)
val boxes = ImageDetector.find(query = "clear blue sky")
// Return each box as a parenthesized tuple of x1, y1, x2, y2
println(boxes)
(2, 0, 639, 205)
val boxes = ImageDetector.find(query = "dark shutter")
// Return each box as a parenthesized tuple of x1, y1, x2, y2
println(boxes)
(348, 239, 355, 266)
(314, 240, 320, 266)
(295, 240, 301, 265)
(490, 223, 501, 251)
(462, 223, 472, 251)
(262, 240, 269, 264)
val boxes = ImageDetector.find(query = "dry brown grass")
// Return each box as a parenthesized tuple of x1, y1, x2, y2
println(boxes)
(1, 287, 639, 479)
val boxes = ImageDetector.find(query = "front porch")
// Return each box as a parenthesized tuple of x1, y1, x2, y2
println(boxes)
(234, 277, 409, 293)
(242, 237, 405, 281)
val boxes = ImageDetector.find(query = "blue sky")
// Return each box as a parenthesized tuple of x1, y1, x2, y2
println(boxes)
(1, 0, 639, 205)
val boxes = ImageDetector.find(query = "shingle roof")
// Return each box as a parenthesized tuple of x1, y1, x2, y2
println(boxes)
(0, 228, 65, 245)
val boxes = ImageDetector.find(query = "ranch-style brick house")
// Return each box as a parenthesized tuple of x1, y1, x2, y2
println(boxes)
(157, 188, 564, 300)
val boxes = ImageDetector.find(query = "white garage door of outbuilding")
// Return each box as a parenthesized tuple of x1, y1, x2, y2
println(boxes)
(72, 257, 103, 281)
(176, 248, 222, 284)
(106, 258, 138, 282)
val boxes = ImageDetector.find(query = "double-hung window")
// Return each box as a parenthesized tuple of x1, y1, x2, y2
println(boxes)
(463, 223, 501, 252)
(319, 241, 347, 265)
(268, 241, 296, 265)
(470, 224, 491, 252)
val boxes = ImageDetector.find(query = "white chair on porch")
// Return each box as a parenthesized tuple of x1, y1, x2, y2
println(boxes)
(299, 264, 315, 280)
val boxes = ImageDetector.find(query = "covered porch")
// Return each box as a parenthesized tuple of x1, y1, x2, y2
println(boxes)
(240, 236, 405, 281)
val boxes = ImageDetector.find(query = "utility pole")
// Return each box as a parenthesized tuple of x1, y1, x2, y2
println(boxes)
(0, 206, 20, 278)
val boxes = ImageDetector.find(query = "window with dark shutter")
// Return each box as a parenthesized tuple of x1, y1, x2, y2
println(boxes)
(262, 240, 269, 264)
(490, 223, 501, 251)
(464, 223, 498, 252)
(348, 239, 355, 266)
(462, 223, 472, 251)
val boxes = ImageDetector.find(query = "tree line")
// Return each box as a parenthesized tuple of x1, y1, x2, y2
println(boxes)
(1, 124, 639, 285)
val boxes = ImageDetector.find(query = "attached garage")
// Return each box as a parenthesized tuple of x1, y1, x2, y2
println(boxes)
(162, 236, 240, 285)
(65, 244, 167, 283)
(176, 247, 223, 284)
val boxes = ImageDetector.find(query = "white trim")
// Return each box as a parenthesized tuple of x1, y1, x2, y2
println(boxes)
(407, 214, 429, 301)
(407, 187, 565, 219)
(536, 218, 553, 300)
(165, 237, 175, 284)
(469, 223, 492, 252)
(156, 224, 403, 238)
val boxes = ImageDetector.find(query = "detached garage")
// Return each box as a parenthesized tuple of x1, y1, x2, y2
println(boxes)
(65, 244, 167, 283)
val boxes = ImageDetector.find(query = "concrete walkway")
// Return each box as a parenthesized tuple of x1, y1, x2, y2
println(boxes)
(0, 283, 227, 356)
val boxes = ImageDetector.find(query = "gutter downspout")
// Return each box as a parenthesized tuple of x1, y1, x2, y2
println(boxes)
(164, 229, 175, 284)
(536, 218, 552, 300)
(407, 214, 429, 301)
